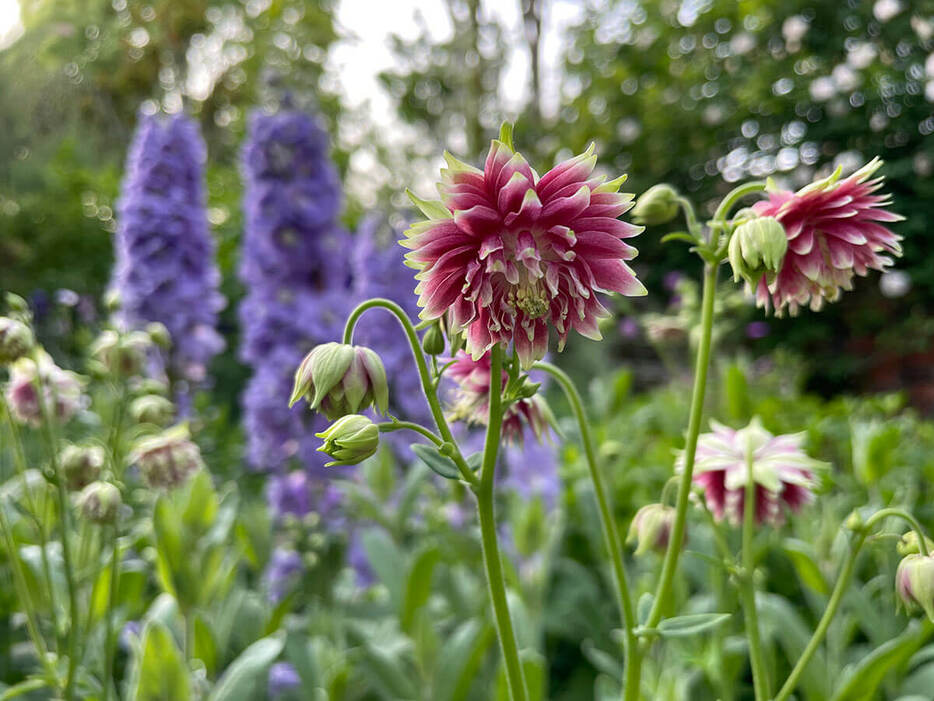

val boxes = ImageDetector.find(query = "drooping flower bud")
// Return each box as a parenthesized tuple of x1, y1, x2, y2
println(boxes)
(631, 184, 680, 226)
(0, 317, 34, 365)
(60, 444, 106, 491)
(728, 216, 788, 287)
(627, 503, 678, 556)
(315, 414, 380, 467)
(76, 481, 122, 524)
(131, 425, 204, 489)
(89, 330, 151, 377)
(145, 322, 172, 350)
(129, 394, 175, 427)
(4, 351, 85, 426)
(896, 554, 934, 621)
(289, 343, 389, 420)
(897, 531, 934, 557)
(421, 323, 446, 356)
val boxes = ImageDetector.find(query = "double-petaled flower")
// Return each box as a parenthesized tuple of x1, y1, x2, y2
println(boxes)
(402, 127, 645, 368)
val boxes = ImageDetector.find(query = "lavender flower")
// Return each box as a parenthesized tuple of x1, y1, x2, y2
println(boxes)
(112, 113, 225, 383)
(266, 470, 312, 520)
(268, 662, 302, 698)
(264, 548, 304, 603)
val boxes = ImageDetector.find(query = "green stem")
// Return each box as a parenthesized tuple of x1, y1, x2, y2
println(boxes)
(533, 361, 639, 700)
(773, 530, 867, 701)
(376, 420, 444, 446)
(740, 449, 769, 701)
(644, 261, 718, 631)
(712, 181, 767, 223)
(864, 507, 930, 557)
(342, 299, 477, 487)
(476, 345, 528, 701)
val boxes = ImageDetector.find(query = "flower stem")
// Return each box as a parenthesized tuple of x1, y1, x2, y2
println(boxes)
(533, 361, 639, 700)
(772, 531, 868, 701)
(712, 181, 768, 223)
(740, 449, 769, 701)
(376, 420, 444, 446)
(342, 298, 477, 486)
(864, 507, 930, 556)
(644, 261, 718, 632)
(477, 345, 528, 701)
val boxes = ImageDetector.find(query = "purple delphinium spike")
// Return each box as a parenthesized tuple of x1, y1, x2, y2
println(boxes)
(112, 113, 225, 383)
(268, 662, 302, 698)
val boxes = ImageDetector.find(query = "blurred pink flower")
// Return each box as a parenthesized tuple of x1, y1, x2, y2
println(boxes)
(752, 158, 903, 315)
(402, 134, 645, 368)
(677, 418, 825, 526)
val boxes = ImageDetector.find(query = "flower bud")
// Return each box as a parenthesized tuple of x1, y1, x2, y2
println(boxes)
(896, 554, 934, 621)
(130, 394, 175, 427)
(421, 323, 446, 356)
(76, 481, 122, 524)
(728, 216, 788, 287)
(289, 343, 389, 420)
(60, 444, 105, 491)
(627, 503, 678, 556)
(4, 352, 84, 426)
(89, 330, 151, 377)
(897, 531, 934, 557)
(315, 414, 379, 467)
(0, 317, 34, 365)
(145, 322, 172, 350)
(631, 184, 680, 226)
(131, 425, 204, 489)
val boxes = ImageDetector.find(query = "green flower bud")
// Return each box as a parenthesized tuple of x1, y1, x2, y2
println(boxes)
(897, 531, 934, 557)
(89, 330, 151, 377)
(290, 343, 389, 420)
(76, 481, 122, 524)
(130, 394, 175, 427)
(896, 554, 934, 621)
(315, 414, 380, 467)
(421, 323, 446, 356)
(728, 216, 788, 287)
(145, 322, 172, 350)
(626, 503, 679, 556)
(0, 317, 34, 365)
(60, 443, 105, 491)
(631, 184, 680, 226)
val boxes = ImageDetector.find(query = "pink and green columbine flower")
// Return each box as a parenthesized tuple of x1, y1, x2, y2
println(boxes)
(401, 125, 646, 368)
(751, 158, 903, 315)
(446, 350, 553, 443)
(677, 418, 826, 526)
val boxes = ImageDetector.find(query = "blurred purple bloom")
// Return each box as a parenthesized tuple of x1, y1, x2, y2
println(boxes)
(119, 620, 142, 650)
(501, 434, 561, 509)
(347, 532, 375, 587)
(266, 470, 311, 520)
(268, 662, 301, 698)
(619, 317, 640, 339)
(745, 321, 770, 339)
(663, 271, 683, 291)
(265, 548, 304, 603)
(112, 113, 225, 383)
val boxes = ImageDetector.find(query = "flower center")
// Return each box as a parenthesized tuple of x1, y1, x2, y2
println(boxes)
(513, 280, 550, 319)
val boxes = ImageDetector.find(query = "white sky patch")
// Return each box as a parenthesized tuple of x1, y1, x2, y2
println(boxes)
(0, 0, 24, 51)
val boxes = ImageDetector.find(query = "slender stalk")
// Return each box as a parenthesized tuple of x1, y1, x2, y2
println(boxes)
(712, 181, 767, 223)
(533, 361, 639, 700)
(644, 262, 718, 631)
(376, 420, 443, 446)
(773, 531, 867, 701)
(342, 299, 477, 486)
(864, 507, 930, 556)
(476, 345, 528, 701)
(739, 449, 769, 701)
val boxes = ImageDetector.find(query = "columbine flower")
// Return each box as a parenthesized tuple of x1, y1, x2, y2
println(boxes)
(130, 424, 204, 489)
(896, 554, 934, 621)
(89, 330, 151, 377)
(446, 351, 554, 443)
(401, 126, 646, 368)
(60, 444, 106, 491)
(0, 317, 34, 364)
(678, 418, 825, 526)
(289, 343, 389, 420)
(76, 481, 122, 524)
(4, 351, 84, 426)
(130, 394, 175, 427)
(751, 158, 903, 315)
(627, 503, 678, 556)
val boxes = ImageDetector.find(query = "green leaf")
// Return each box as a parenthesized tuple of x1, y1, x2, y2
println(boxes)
(411, 443, 460, 480)
(783, 538, 830, 595)
(400, 546, 440, 633)
(637, 593, 655, 625)
(128, 621, 191, 701)
(0, 678, 49, 699)
(193, 614, 218, 677)
(208, 632, 285, 701)
(433, 620, 494, 701)
(361, 528, 405, 605)
(655, 613, 732, 638)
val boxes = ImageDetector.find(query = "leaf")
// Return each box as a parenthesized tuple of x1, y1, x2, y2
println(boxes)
(411, 443, 460, 480)
(637, 593, 655, 625)
(400, 546, 440, 633)
(0, 678, 49, 699)
(208, 632, 285, 701)
(128, 621, 191, 701)
(433, 620, 494, 701)
(193, 614, 218, 677)
(361, 528, 405, 605)
(783, 538, 830, 595)
(655, 613, 732, 638)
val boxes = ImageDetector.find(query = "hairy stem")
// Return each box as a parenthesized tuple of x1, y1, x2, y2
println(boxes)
(740, 449, 769, 701)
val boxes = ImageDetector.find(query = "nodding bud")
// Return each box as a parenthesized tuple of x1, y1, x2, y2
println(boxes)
(76, 481, 122, 524)
(421, 323, 446, 356)
(897, 531, 934, 557)
(315, 414, 379, 467)
(627, 503, 679, 556)
(89, 330, 151, 377)
(145, 322, 172, 350)
(59, 444, 105, 491)
(0, 317, 34, 365)
(289, 343, 389, 420)
(896, 554, 934, 621)
(728, 216, 788, 287)
(130, 425, 204, 489)
(130, 394, 175, 427)
(631, 184, 680, 226)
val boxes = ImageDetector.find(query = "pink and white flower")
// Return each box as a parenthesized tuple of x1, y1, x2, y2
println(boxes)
(677, 418, 825, 526)
(401, 131, 645, 368)
(751, 158, 903, 315)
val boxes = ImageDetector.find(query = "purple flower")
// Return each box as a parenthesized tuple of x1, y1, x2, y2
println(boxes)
(268, 662, 302, 698)
(112, 113, 225, 383)
(745, 321, 770, 339)
(265, 548, 304, 603)
(266, 470, 312, 520)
